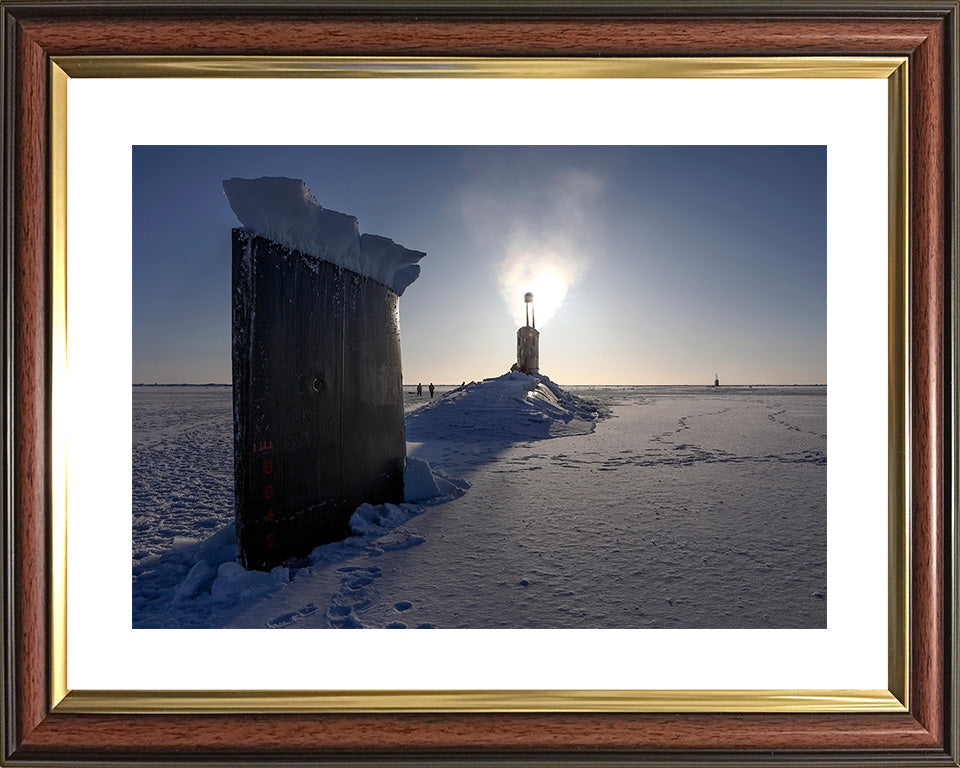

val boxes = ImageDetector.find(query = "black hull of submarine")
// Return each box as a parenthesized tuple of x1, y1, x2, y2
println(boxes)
(232, 230, 405, 571)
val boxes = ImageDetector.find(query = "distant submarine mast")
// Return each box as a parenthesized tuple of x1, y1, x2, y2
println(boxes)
(516, 292, 540, 375)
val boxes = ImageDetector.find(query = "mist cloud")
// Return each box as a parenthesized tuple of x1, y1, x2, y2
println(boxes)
(460, 165, 604, 328)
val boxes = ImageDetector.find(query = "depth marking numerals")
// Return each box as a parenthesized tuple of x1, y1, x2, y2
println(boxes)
(251, 438, 278, 569)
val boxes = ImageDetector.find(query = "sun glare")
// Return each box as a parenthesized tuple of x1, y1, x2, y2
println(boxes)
(499, 256, 579, 329)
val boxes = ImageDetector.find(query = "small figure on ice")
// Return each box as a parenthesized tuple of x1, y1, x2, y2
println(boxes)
(429, 383, 435, 398)
(417, 382, 423, 397)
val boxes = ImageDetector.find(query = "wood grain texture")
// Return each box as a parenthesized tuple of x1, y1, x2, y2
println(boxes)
(14, 712, 942, 755)
(3, 5, 955, 764)
(13, 21, 49, 749)
(16, 16, 941, 56)
(909, 14, 946, 746)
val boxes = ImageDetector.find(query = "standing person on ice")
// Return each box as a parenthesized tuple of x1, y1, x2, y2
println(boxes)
(417, 383, 423, 397)
(429, 383, 435, 398)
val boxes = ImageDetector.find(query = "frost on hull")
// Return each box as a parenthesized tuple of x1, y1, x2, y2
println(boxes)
(232, 231, 406, 571)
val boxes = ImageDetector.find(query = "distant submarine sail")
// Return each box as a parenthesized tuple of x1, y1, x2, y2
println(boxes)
(714, 373, 719, 387)
(515, 293, 540, 375)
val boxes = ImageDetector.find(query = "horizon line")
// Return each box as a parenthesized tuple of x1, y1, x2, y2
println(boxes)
(133, 382, 828, 388)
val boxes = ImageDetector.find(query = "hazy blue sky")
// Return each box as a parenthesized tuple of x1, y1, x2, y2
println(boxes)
(133, 146, 825, 385)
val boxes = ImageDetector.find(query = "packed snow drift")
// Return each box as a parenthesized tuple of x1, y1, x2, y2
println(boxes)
(405, 371, 607, 444)
(133, 379, 826, 629)
(222, 177, 424, 295)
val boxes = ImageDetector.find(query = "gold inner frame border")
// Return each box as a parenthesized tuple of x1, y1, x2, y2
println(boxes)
(48, 55, 909, 715)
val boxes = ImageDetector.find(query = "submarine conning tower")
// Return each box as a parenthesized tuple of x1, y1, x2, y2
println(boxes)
(516, 292, 540, 375)
(224, 176, 423, 572)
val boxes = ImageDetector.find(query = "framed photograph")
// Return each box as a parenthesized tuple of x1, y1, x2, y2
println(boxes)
(2, 2, 957, 765)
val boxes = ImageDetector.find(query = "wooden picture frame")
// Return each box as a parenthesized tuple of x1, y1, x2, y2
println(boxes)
(2, 2, 957, 765)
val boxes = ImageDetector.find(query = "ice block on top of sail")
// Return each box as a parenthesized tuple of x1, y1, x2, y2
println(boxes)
(224, 177, 424, 571)
(223, 176, 424, 295)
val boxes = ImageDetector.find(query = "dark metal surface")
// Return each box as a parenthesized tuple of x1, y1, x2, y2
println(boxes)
(232, 231, 405, 570)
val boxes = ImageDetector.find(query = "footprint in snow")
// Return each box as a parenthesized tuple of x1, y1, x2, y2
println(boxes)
(266, 602, 319, 628)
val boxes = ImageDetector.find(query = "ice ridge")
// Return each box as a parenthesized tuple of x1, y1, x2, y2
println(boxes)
(405, 371, 608, 444)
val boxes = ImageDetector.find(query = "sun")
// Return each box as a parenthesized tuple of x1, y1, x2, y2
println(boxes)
(499, 255, 580, 329)
(522, 272, 568, 327)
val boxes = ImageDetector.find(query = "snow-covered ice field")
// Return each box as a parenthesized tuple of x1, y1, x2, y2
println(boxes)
(133, 378, 825, 629)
